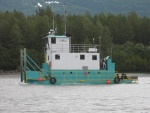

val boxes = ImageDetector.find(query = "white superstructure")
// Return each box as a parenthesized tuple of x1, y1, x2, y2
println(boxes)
(45, 32, 100, 70)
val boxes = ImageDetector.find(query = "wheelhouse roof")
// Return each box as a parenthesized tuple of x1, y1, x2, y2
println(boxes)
(47, 34, 69, 38)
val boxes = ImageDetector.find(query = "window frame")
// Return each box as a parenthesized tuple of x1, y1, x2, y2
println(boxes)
(55, 54, 60, 60)
(92, 55, 97, 60)
(80, 55, 85, 60)
(51, 37, 56, 44)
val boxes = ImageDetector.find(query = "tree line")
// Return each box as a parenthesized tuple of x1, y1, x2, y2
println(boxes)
(0, 7, 150, 72)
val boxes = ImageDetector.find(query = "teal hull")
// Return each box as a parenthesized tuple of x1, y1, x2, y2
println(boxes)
(24, 70, 133, 85)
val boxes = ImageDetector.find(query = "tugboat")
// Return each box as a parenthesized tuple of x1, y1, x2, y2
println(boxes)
(20, 28, 138, 85)
(20, 4, 138, 85)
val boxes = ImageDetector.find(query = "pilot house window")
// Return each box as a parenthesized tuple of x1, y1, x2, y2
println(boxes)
(92, 55, 97, 60)
(55, 54, 60, 60)
(51, 37, 56, 44)
(80, 55, 85, 60)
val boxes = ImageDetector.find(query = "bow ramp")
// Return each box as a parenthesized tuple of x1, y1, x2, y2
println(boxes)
(20, 48, 53, 84)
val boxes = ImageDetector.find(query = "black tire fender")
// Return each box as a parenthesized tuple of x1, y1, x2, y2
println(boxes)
(50, 77, 56, 84)
(114, 77, 120, 84)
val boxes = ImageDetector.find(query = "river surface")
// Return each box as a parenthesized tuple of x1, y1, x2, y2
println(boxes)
(0, 73, 150, 113)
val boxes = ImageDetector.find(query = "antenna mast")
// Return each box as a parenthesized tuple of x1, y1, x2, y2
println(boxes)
(63, 3, 66, 35)
(52, 0, 55, 30)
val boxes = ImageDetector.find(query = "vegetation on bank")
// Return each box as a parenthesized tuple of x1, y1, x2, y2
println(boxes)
(0, 8, 150, 72)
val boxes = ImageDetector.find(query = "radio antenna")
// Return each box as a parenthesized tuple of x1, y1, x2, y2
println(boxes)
(63, 3, 66, 35)
(46, 1, 66, 34)
(52, 0, 55, 30)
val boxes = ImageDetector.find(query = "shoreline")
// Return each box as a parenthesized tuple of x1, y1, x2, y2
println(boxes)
(0, 70, 20, 75)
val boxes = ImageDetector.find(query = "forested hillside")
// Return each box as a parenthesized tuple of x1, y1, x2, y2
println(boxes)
(0, 0, 150, 17)
(0, 8, 150, 72)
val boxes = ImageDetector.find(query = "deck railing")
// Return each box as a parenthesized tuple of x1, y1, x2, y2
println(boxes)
(70, 44, 99, 53)
(50, 44, 99, 53)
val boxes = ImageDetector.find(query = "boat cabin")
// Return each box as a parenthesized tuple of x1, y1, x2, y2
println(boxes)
(44, 30, 100, 70)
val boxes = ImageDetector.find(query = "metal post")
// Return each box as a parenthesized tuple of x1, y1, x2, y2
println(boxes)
(20, 49, 23, 82)
(52, 0, 55, 30)
(99, 36, 101, 56)
(93, 38, 95, 44)
(24, 48, 27, 83)
(99, 36, 101, 69)
(63, 3, 66, 35)
(111, 46, 113, 60)
(99, 36, 101, 53)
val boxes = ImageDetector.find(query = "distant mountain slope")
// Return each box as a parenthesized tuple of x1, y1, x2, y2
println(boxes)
(0, 0, 150, 17)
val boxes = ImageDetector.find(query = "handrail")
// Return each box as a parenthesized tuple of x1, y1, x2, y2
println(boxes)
(26, 66, 31, 71)
(20, 48, 42, 83)
(22, 55, 36, 71)
(26, 60, 36, 71)
(71, 44, 99, 53)
(49, 44, 99, 53)
(26, 54, 42, 71)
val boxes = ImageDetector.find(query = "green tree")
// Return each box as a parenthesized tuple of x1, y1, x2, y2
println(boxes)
(107, 14, 134, 44)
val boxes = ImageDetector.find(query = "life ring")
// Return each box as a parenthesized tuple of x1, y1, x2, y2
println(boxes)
(114, 77, 120, 84)
(50, 77, 56, 84)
